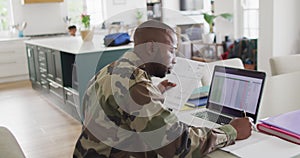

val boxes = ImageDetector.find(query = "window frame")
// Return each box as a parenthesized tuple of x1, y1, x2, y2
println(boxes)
(0, 0, 12, 32)
(241, 0, 259, 39)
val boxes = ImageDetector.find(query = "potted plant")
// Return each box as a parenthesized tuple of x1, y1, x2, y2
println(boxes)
(202, 12, 233, 43)
(136, 9, 144, 25)
(80, 14, 93, 41)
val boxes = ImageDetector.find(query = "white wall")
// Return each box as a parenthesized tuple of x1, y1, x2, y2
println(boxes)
(103, 0, 207, 28)
(11, 1, 67, 36)
(162, 0, 179, 11)
(258, 0, 300, 75)
(162, 0, 207, 27)
(233, 0, 243, 39)
(8, 0, 211, 36)
(214, 0, 235, 42)
(258, 0, 273, 74)
(273, 0, 300, 56)
(10, 0, 150, 36)
(103, 0, 147, 26)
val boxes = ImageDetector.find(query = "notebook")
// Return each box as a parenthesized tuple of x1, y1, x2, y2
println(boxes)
(178, 65, 266, 127)
(257, 123, 300, 145)
(257, 109, 300, 144)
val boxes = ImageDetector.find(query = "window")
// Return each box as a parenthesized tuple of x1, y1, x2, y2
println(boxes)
(85, 0, 104, 27)
(242, 0, 259, 39)
(0, 0, 11, 31)
(67, 0, 83, 26)
(67, 0, 103, 28)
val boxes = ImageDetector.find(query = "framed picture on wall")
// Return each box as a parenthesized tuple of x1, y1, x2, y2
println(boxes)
(113, 0, 126, 5)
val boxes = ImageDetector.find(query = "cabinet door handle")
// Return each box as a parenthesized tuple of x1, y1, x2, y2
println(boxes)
(39, 67, 46, 73)
(66, 91, 73, 96)
(56, 78, 62, 82)
(27, 49, 31, 57)
(39, 57, 45, 61)
(48, 74, 54, 78)
(49, 82, 59, 89)
(41, 74, 47, 78)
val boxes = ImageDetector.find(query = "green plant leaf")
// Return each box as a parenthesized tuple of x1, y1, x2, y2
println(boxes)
(203, 12, 233, 33)
(81, 14, 90, 29)
(219, 13, 233, 21)
(136, 10, 143, 20)
(203, 13, 216, 25)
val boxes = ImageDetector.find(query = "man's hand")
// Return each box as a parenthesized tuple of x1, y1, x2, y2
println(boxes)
(229, 117, 252, 140)
(157, 79, 176, 93)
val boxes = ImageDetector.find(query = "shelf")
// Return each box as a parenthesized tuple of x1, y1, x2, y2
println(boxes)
(22, 0, 63, 4)
(146, 0, 160, 4)
(180, 10, 204, 16)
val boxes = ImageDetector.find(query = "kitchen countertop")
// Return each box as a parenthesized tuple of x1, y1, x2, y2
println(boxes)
(0, 37, 30, 42)
(24, 35, 134, 54)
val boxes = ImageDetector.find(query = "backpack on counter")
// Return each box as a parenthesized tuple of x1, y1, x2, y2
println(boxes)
(104, 33, 131, 47)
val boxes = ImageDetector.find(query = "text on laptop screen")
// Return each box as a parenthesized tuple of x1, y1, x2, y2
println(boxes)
(209, 71, 263, 114)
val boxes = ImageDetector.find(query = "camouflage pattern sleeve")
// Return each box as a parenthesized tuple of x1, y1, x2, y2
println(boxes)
(129, 81, 237, 157)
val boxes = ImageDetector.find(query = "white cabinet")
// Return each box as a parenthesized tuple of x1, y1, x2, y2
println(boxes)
(0, 40, 29, 83)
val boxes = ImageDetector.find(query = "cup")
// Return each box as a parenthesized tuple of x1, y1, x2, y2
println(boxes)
(18, 31, 24, 37)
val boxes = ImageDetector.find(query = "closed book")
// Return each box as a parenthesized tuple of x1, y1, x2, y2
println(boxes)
(186, 97, 208, 107)
(258, 109, 300, 145)
(260, 109, 300, 136)
(257, 123, 300, 145)
(189, 86, 209, 100)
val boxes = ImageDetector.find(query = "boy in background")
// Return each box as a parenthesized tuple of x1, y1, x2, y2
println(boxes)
(68, 25, 77, 36)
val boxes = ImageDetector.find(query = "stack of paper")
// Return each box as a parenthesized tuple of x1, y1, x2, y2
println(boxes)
(163, 57, 205, 111)
(222, 131, 300, 157)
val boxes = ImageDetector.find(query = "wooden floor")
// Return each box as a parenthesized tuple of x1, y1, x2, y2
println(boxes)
(0, 80, 82, 158)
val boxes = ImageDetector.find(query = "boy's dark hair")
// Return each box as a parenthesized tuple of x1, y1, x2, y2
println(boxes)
(68, 25, 77, 30)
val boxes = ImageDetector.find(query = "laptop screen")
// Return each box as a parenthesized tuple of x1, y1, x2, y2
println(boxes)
(207, 66, 266, 123)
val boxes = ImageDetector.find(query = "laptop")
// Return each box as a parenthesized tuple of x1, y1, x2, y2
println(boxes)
(178, 65, 266, 128)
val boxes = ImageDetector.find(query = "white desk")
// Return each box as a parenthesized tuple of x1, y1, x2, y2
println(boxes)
(158, 58, 300, 157)
(184, 71, 300, 157)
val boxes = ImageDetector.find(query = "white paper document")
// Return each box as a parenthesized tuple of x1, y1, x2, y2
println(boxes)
(222, 131, 300, 158)
(163, 57, 205, 111)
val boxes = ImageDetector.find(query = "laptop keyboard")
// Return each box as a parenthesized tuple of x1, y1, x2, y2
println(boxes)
(193, 111, 232, 124)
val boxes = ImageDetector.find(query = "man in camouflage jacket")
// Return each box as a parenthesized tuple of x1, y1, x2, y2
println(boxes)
(73, 20, 252, 158)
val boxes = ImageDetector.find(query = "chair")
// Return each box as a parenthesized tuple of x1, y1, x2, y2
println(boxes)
(0, 126, 25, 158)
(259, 71, 300, 119)
(151, 58, 244, 90)
(269, 54, 300, 76)
(201, 58, 244, 86)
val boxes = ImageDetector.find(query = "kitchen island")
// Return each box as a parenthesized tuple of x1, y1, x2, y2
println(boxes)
(25, 35, 133, 121)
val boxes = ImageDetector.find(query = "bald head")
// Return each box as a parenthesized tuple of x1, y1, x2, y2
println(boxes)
(134, 20, 177, 47)
(132, 21, 177, 78)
